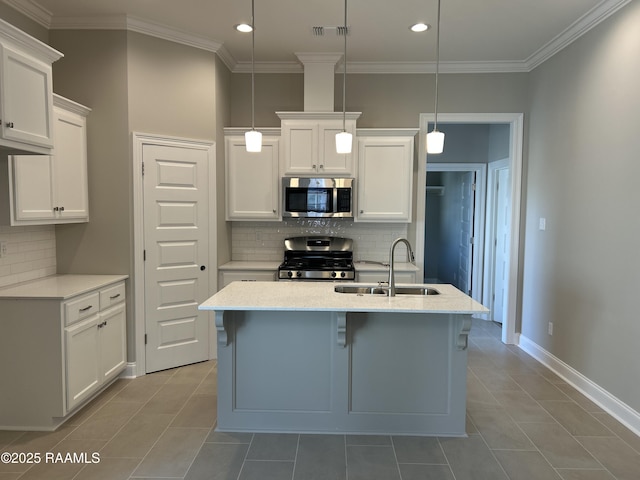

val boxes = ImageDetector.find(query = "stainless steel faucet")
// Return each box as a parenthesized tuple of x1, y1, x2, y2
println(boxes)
(388, 237, 415, 296)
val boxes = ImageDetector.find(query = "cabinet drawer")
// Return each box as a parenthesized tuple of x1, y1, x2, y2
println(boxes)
(64, 292, 100, 326)
(100, 282, 125, 310)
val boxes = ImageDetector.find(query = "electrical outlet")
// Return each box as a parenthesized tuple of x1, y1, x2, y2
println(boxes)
(548, 322, 554, 335)
(0, 241, 7, 258)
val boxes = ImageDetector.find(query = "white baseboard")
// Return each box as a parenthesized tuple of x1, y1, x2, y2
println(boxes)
(120, 362, 138, 379)
(518, 335, 640, 437)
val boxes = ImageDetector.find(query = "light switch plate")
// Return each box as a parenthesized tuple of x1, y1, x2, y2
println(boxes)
(539, 218, 546, 231)
(0, 241, 7, 258)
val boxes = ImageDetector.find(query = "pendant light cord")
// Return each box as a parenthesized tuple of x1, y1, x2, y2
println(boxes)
(342, 0, 347, 132)
(251, 0, 256, 131)
(433, 0, 441, 131)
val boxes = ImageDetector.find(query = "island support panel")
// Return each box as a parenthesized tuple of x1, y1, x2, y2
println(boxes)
(215, 309, 471, 436)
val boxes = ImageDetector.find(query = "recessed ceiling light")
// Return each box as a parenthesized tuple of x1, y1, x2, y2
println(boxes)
(235, 23, 253, 33)
(410, 23, 430, 33)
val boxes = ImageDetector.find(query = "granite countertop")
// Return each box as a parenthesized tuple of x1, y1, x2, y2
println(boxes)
(0, 274, 128, 300)
(199, 281, 488, 315)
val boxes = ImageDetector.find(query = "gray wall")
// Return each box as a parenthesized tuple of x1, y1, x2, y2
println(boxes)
(523, 0, 640, 411)
(230, 73, 529, 128)
(48, 29, 228, 362)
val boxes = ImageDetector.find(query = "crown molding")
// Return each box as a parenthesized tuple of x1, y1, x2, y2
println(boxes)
(4, 0, 632, 75)
(233, 60, 530, 75)
(525, 0, 632, 71)
(2, 0, 52, 27)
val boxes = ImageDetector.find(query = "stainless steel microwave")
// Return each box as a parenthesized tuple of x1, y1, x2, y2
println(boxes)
(282, 178, 354, 218)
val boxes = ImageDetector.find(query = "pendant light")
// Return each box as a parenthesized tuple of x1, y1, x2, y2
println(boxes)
(426, 0, 444, 154)
(335, 0, 352, 154)
(245, 0, 262, 152)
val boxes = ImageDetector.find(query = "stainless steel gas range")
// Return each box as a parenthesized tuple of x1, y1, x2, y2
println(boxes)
(277, 236, 355, 281)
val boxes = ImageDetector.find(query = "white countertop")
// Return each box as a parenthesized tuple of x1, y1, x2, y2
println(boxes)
(0, 274, 128, 300)
(218, 261, 281, 271)
(354, 261, 418, 272)
(199, 281, 488, 314)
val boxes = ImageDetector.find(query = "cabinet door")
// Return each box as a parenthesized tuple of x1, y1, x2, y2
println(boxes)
(52, 107, 89, 220)
(282, 121, 318, 175)
(99, 303, 127, 383)
(318, 121, 355, 175)
(10, 155, 55, 221)
(0, 45, 54, 148)
(226, 136, 280, 220)
(65, 315, 100, 411)
(357, 136, 414, 222)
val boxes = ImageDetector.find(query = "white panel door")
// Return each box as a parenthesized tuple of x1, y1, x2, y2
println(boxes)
(457, 171, 475, 296)
(144, 144, 209, 373)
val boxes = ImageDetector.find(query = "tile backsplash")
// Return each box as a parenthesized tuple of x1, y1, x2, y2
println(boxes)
(0, 225, 56, 288)
(231, 219, 409, 262)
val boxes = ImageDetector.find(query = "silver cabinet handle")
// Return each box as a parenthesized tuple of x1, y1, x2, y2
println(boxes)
(60, 206, 65, 212)
(2, 121, 14, 128)
(79, 305, 93, 312)
(109, 293, 121, 300)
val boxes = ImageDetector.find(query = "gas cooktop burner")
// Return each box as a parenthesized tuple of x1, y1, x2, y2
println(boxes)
(278, 236, 355, 281)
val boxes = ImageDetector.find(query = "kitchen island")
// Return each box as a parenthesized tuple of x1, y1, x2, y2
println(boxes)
(199, 281, 488, 436)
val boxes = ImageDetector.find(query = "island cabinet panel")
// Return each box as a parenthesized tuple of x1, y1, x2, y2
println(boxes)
(232, 311, 333, 412)
(348, 313, 451, 414)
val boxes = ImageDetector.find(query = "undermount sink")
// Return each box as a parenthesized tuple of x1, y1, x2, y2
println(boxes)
(334, 285, 440, 296)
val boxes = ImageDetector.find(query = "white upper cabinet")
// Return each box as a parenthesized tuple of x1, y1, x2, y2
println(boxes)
(4, 95, 90, 225)
(278, 112, 360, 176)
(225, 132, 280, 221)
(356, 130, 417, 223)
(0, 19, 62, 154)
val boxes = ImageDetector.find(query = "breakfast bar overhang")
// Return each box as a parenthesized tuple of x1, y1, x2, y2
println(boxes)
(199, 281, 488, 436)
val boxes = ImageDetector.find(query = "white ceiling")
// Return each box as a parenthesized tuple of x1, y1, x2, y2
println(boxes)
(3, 0, 631, 73)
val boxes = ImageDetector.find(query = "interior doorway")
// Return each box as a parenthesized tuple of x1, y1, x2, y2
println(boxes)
(415, 114, 524, 344)
(425, 164, 486, 308)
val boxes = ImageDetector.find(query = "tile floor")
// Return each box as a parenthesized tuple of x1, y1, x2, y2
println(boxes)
(1, 319, 640, 479)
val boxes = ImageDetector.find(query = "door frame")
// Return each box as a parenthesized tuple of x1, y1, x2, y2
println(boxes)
(132, 132, 217, 376)
(426, 162, 487, 308)
(415, 113, 523, 345)
(484, 158, 510, 324)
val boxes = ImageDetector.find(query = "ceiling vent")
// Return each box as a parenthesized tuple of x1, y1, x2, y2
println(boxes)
(312, 26, 351, 36)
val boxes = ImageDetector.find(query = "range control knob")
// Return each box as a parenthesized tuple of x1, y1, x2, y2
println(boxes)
(340, 271, 346, 278)
(331, 271, 337, 278)
(296, 271, 302, 277)
(287, 271, 293, 278)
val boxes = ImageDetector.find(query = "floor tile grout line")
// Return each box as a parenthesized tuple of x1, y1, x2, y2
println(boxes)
(121, 364, 199, 480)
(124, 360, 216, 480)
(389, 435, 403, 480)
(290, 432, 300, 480)
(235, 432, 255, 480)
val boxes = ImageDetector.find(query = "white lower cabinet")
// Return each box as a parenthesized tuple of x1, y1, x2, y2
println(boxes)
(65, 302, 126, 411)
(0, 276, 127, 430)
